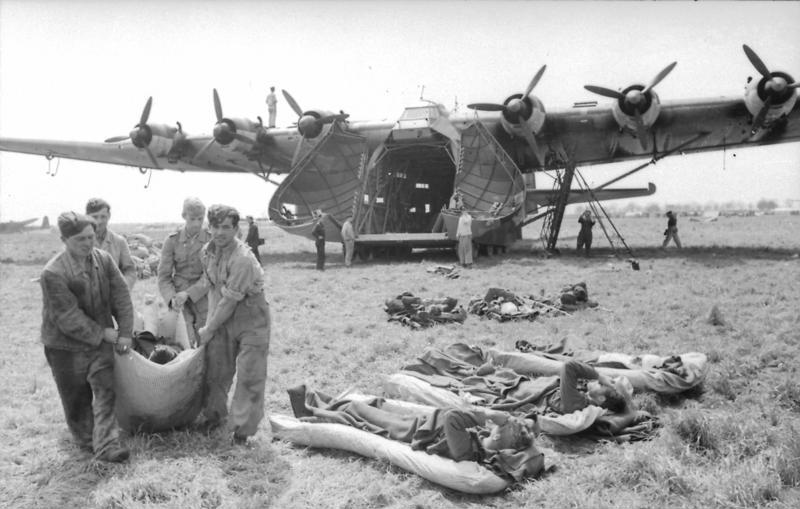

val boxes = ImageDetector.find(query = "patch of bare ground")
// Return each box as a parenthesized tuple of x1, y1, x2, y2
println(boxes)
(1, 215, 798, 508)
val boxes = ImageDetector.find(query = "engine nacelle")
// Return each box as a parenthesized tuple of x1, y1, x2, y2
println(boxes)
(744, 72, 797, 124)
(498, 94, 546, 137)
(610, 86, 661, 133)
(297, 109, 336, 139)
(213, 116, 258, 146)
(129, 123, 178, 149)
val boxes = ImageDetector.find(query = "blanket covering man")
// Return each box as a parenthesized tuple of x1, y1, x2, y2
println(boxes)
(288, 385, 545, 482)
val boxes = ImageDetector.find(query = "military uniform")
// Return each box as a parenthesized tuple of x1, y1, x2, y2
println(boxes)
(40, 247, 133, 457)
(577, 214, 595, 256)
(312, 218, 325, 270)
(197, 237, 270, 438)
(95, 229, 137, 288)
(158, 227, 212, 343)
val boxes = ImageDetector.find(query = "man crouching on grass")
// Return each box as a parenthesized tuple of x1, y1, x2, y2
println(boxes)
(40, 212, 133, 462)
(196, 205, 270, 445)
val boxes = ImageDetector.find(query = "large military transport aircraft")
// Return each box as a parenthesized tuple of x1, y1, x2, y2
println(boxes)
(1, 45, 798, 254)
(0, 216, 48, 234)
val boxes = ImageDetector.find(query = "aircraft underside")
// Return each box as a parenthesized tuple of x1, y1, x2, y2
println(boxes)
(267, 117, 655, 251)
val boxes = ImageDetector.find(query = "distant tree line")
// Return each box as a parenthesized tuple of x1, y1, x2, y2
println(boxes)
(572, 198, 792, 217)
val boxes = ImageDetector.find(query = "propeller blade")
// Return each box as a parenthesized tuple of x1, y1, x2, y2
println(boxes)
(643, 61, 677, 94)
(192, 138, 215, 163)
(743, 45, 771, 79)
(467, 103, 506, 112)
(584, 85, 625, 100)
(524, 65, 547, 97)
(520, 129, 544, 167)
(789, 82, 800, 89)
(234, 132, 254, 144)
(144, 146, 160, 169)
(633, 110, 649, 151)
(291, 137, 306, 167)
(282, 89, 304, 117)
(213, 89, 223, 122)
(104, 135, 129, 143)
(752, 95, 774, 133)
(140, 96, 153, 126)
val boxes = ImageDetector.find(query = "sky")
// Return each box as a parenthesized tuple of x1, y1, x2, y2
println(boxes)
(1, 0, 799, 223)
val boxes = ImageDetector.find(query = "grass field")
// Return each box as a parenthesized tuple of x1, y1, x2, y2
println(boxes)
(1, 215, 799, 508)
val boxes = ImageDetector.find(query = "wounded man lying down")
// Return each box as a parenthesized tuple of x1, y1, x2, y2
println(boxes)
(288, 385, 545, 482)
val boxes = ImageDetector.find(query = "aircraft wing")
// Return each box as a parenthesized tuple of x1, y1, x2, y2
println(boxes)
(0, 136, 292, 176)
(530, 97, 800, 166)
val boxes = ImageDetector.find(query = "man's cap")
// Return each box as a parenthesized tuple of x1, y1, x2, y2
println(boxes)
(207, 204, 240, 226)
(57, 211, 97, 238)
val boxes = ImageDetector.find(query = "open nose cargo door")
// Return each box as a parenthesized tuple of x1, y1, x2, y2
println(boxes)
(269, 122, 368, 242)
(440, 121, 526, 246)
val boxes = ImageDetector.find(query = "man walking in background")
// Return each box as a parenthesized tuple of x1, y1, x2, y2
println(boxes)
(266, 86, 278, 128)
(196, 205, 270, 445)
(40, 212, 134, 462)
(245, 215, 262, 264)
(158, 197, 211, 346)
(662, 210, 682, 249)
(86, 198, 137, 288)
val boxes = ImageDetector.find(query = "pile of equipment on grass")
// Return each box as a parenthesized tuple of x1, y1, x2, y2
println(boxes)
(115, 295, 205, 432)
(425, 264, 460, 279)
(468, 283, 598, 322)
(126, 233, 162, 280)
(384, 292, 467, 329)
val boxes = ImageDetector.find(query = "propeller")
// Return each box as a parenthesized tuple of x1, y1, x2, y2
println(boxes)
(104, 96, 154, 147)
(467, 65, 546, 119)
(742, 44, 799, 133)
(211, 88, 238, 145)
(281, 89, 349, 139)
(193, 89, 257, 163)
(467, 65, 547, 164)
(113, 97, 159, 168)
(584, 62, 677, 150)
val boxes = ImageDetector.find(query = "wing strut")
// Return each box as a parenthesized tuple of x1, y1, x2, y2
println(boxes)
(574, 169, 637, 268)
(594, 131, 711, 190)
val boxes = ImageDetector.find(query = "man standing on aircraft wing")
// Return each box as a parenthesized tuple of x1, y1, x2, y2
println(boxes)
(40, 212, 133, 462)
(662, 210, 682, 249)
(196, 205, 270, 445)
(86, 198, 137, 289)
(266, 86, 277, 128)
(157, 197, 211, 346)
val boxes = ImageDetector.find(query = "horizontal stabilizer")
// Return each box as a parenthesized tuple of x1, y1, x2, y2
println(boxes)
(525, 182, 656, 209)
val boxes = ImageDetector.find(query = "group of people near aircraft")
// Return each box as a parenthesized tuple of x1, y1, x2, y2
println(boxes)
(39, 191, 677, 477)
(40, 197, 270, 462)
